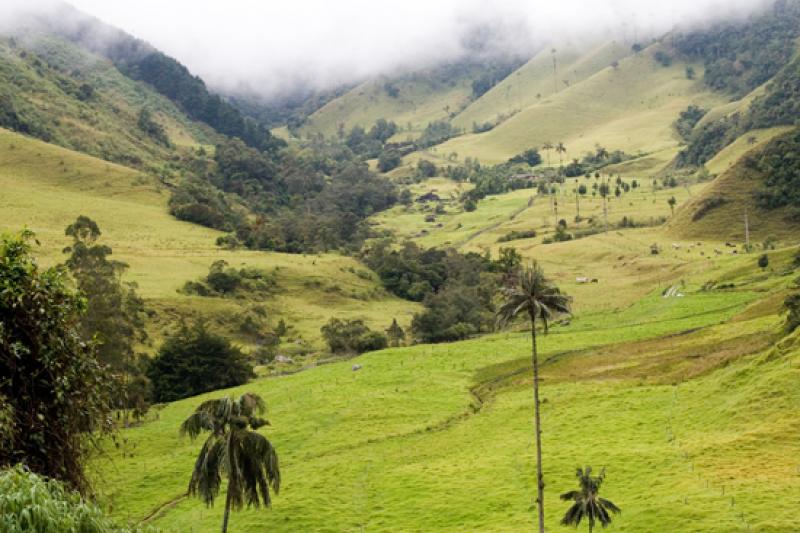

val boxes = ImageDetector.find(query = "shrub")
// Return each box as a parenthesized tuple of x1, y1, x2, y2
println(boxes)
(182, 260, 277, 298)
(0, 465, 150, 533)
(498, 230, 537, 243)
(378, 149, 402, 172)
(784, 294, 800, 333)
(321, 318, 386, 354)
(147, 322, 253, 402)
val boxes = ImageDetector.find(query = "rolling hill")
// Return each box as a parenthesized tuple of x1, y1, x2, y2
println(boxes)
(2, 2, 800, 532)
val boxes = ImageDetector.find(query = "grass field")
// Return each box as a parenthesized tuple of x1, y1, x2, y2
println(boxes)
(92, 238, 800, 532)
(433, 42, 724, 166)
(0, 128, 421, 351)
(302, 62, 486, 139)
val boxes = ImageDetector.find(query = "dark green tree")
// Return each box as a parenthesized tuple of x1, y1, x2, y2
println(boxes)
(783, 293, 800, 333)
(560, 467, 621, 532)
(497, 263, 572, 533)
(758, 254, 769, 269)
(62, 217, 149, 415)
(0, 231, 111, 493)
(386, 318, 406, 347)
(63, 216, 147, 370)
(148, 322, 254, 402)
(181, 393, 280, 533)
(668, 196, 677, 215)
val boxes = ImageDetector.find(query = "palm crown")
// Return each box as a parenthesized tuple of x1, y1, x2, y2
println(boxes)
(497, 263, 572, 330)
(180, 393, 280, 514)
(560, 467, 621, 532)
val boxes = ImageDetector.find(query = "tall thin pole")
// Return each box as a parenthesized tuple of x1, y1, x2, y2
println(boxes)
(745, 208, 750, 251)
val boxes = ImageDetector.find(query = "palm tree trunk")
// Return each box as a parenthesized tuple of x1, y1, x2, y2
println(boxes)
(530, 317, 546, 533)
(221, 486, 233, 533)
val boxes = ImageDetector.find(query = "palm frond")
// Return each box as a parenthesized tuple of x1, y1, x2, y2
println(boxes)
(237, 393, 266, 416)
(180, 411, 215, 439)
(496, 261, 572, 331)
(187, 434, 225, 506)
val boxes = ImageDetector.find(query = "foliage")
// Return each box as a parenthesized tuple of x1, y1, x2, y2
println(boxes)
(674, 105, 707, 141)
(784, 293, 800, 333)
(386, 318, 406, 347)
(0, 231, 111, 493)
(498, 229, 537, 243)
(560, 467, 621, 532)
(748, 56, 800, 129)
(321, 318, 388, 354)
(62, 217, 147, 371)
(752, 128, 800, 212)
(0, 465, 152, 533)
(508, 148, 542, 167)
(180, 393, 279, 533)
(758, 254, 769, 269)
(147, 322, 253, 403)
(137, 109, 169, 146)
(416, 120, 462, 148)
(471, 60, 519, 99)
(378, 149, 402, 172)
(674, 2, 800, 97)
(416, 159, 438, 179)
(168, 178, 244, 232)
(182, 260, 278, 298)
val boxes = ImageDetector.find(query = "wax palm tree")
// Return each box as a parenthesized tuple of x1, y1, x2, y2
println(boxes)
(560, 467, 621, 532)
(497, 263, 572, 533)
(181, 393, 280, 533)
(556, 142, 567, 168)
(543, 142, 554, 167)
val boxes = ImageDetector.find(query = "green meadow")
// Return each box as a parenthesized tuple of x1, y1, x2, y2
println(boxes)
(0, 128, 421, 351)
(92, 241, 800, 532)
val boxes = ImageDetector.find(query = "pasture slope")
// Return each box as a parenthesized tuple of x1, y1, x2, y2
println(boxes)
(94, 236, 800, 532)
(0, 128, 421, 351)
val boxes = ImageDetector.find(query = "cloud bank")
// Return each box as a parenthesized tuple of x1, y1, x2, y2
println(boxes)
(6, 0, 773, 98)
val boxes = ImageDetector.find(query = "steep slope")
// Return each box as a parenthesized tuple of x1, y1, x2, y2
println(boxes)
(302, 61, 501, 139)
(0, 128, 420, 350)
(669, 128, 800, 241)
(433, 41, 724, 166)
(0, 35, 216, 170)
(451, 39, 631, 130)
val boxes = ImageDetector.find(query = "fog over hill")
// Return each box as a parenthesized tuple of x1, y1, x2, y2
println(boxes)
(5, 0, 774, 99)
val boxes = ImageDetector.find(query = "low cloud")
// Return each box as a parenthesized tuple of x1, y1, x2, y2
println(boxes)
(5, 0, 773, 98)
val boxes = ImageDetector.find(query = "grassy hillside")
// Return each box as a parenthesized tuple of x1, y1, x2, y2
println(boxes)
(669, 128, 800, 241)
(302, 62, 488, 139)
(0, 35, 216, 170)
(433, 42, 724, 166)
(0, 128, 420, 351)
(92, 231, 800, 532)
(451, 40, 631, 131)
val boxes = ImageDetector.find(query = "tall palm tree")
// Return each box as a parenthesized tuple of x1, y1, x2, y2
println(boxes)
(556, 142, 567, 168)
(181, 393, 280, 533)
(543, 142, 554, 167)
(560, 467, 621, 533)
(497, 263, 572, 533)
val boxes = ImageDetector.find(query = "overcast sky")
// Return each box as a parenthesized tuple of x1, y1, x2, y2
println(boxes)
(13, 0, 773, 97)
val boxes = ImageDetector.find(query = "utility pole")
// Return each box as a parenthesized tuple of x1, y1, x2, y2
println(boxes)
(744, 208, 750, 251)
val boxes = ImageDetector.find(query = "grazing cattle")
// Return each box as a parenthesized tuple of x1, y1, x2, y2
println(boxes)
(352, 364, 362, 372)
(576, 277, 590, 283)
